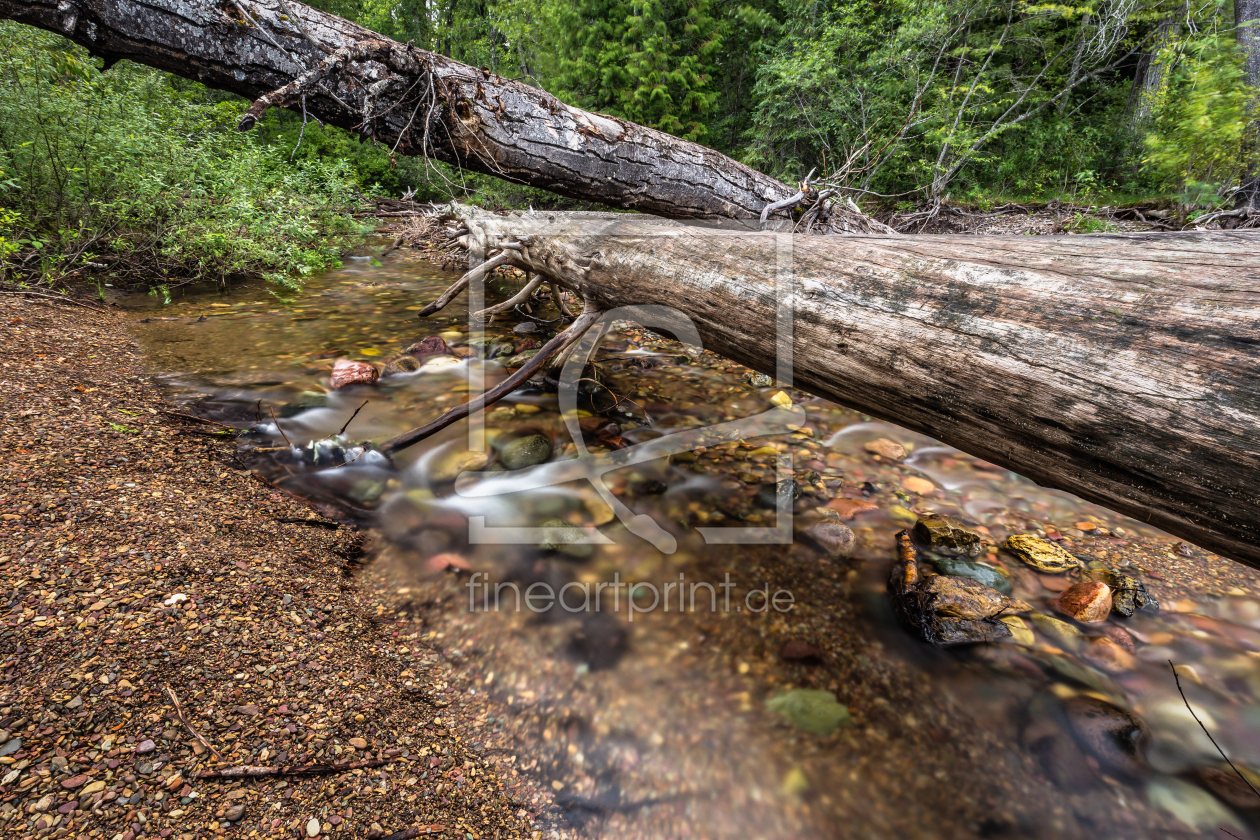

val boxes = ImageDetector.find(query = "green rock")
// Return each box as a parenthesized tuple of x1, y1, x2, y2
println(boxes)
(506, 349, 540, 368)
(348, 478, 385, 503)
(914, 513, 982, 549)
(489, 342, 516, 359)
(932, 557, 1012, 595)
(766, 689, 851, 735)
(500, 434, 553, 470)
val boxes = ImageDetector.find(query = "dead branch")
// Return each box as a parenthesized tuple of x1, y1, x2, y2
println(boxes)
(196, 758, 389, 779)
(164, 684, 224, 763)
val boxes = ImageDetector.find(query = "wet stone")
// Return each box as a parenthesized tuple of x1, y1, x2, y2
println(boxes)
(742, 371, 774, 387)
(278, 391, 330, 418)
(135, 739, 156, 755)
(330, 359, 379, 389)
(804, 520, 855, 559)
(1004, 534, 1084, 573)
(1055, 581, 1112, 624)
(1063, 695, 1149, 778)
(863, 438, 906, 460)
(1083, 568, 1158, 616)
(404, 336, 449, 357)
(914, 513, 982, 551)
(540, 519, 594, 559)
(780, 640, 822, 662)
(506, 349, 539, 368)
(756, 478, 800, 509)
(382, 355, 422, 376)
(512, 321, 538, 334)
(932, 556, 1012, 595)
(0, 738, 19, 757)
(765, 689, 851, 735)
(500, 434, 553, 470)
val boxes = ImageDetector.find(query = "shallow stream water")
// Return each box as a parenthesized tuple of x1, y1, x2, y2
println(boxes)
(126, 247, 1260, 839)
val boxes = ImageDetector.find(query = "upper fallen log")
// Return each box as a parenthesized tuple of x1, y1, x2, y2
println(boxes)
(432, 209, 1260, 570)
(0, 0, 802, 222)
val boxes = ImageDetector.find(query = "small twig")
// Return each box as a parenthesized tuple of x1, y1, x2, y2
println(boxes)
(1220, 828, 1244, 839)
(157, 409, 234, 429)
(337, 400, 369, 436)
(333, 449, 366, 469)
(289, 94, 309, 163)
(196, 758, 388, 779)
(269, 406, 293, 446)
(164, 684, 224, 762)
(380, 827, 448, 840)
(1170, 661, 1260, 803)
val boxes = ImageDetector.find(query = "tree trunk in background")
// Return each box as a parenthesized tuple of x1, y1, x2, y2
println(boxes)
(0, 0, 796, 221)
(1237, 0, 1260, 208)
(452, 208, 1260, 569)
(1128, 19, 1179, 127)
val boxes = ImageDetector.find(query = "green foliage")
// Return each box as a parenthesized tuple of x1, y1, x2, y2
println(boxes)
(1143, 30, 1255, 205)
(0, 22, 368, 290)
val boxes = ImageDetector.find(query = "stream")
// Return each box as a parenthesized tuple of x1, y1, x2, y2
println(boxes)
(125, 245, 1260, 839)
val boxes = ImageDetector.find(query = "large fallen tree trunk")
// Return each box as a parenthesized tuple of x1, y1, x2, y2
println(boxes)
(0, 0, 892, 229)
(393, 209, 1260, 570)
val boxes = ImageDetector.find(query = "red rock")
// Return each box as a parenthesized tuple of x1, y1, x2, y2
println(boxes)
(1055, 581, 1112, 624)
(61, 774, 88, 789)
(780, 640, 822, 662)
(404, 336, 449, 357)
(425, 553, 470, 573)
(330, 360, 379, 389)
(825, 498, 879, 520)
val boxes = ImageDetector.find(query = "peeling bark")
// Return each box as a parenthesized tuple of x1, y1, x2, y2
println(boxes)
(432, 208, 1260, 570)
(0, 0, 801, 221)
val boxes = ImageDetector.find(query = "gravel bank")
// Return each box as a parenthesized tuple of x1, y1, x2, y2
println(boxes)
(0, 296, 529, 840)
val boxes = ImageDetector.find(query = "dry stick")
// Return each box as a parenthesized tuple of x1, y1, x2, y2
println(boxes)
(156, 409, 234, 429)
(380, 234, 405, 259)
(269, 406, 293, 447)
(380, 827, 448, 840)
(416, 251, 515, 317)
(337, 399, 370, 436)
(196, 757, 388, 780)
(548, 279, 574, 317)
(289, 94, 309, 163)
(1169, 660, 1260, 804)
(471, 273, 542, 319)
(381, 307, 600, 455)
(164, 684, 225, 763)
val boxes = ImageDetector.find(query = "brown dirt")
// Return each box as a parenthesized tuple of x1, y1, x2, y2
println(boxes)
(0, 295, 529, 839)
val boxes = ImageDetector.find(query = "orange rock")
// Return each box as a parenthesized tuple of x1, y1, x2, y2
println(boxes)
(1055, 581, 1112, 624)
(825, 498, 880, 519)
(863, 438, 906, 460)
(902, 476, 935, 495)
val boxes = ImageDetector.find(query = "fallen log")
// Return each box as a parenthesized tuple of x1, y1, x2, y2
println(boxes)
(0, 0, 882, 230)
(397, 208, 1260, 570)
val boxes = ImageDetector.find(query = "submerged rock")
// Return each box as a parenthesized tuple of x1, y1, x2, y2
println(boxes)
(539, 518, 594, 559)
(889, 531, 1032, 646)
(277, 391, 329, 418)
(403, 336, 449, 357)
(330, 360, 379, 389)
(755, 478, 800, 509)
(1004, 534, 1084, 573)
(914, 513, 982, 550)
(1194, 765, 1260, 809)
(382, 355, 422, 376)
(1064, 695, 1149, 778)
(931, 556, 1012, 595)
(863, 438, 906, 460)
(428, 444, 491, 483)
(765, 689, 851, 735)
(500, 434, 553, 470)
(742, 371, 774, 387)
(506, 349, 540, 368)
(1029, 613, 1085, 646)
(804, 520, 856, 559)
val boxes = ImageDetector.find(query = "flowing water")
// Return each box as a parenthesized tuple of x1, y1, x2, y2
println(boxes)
(126, 246, 1260, 839)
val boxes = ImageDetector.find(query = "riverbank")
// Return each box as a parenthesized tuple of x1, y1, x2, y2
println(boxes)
(0, 295, 530, 839)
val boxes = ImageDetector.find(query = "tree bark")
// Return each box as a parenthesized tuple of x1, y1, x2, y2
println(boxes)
(0, 0, 799, 221)
(434, 208, 1260, 570)
(1238, 0, 1260, 209)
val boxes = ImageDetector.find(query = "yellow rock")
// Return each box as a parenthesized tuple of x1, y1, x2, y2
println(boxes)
(781, 766, 811, 797)
(1005, 534, 1083, 573)
(1000, 616, 1035, 645)
(81, 780, 106, 796)
(1030, 613, 1085, 646)
(769, 391, 793, 408)
(889, 505, 918, 525)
